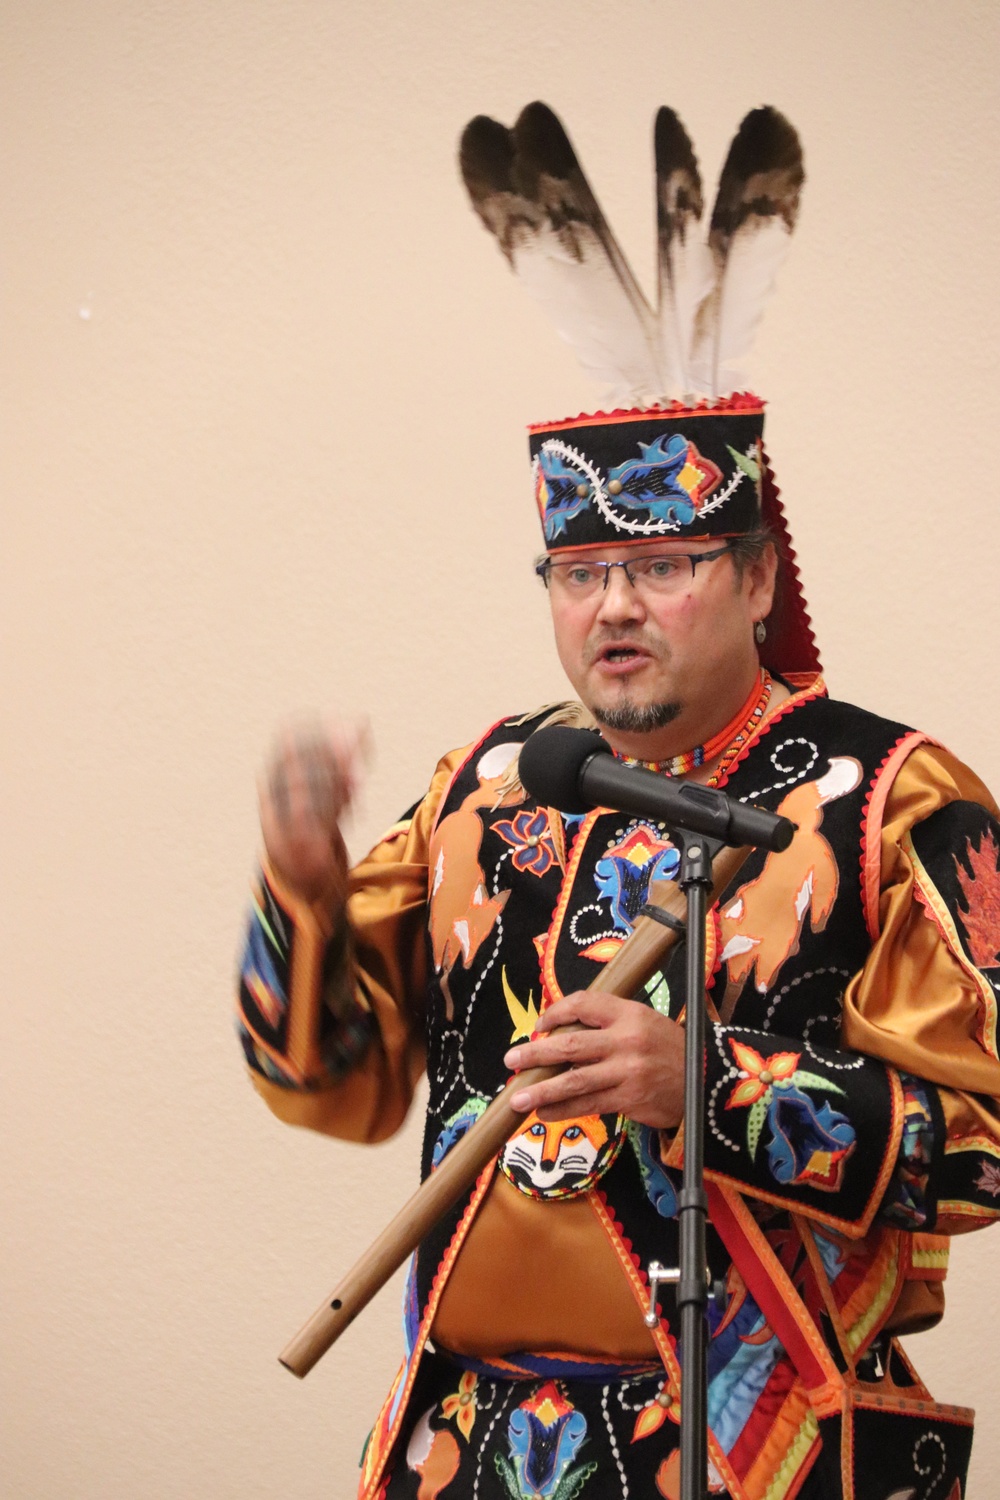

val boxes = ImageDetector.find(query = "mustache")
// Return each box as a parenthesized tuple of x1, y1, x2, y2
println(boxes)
(583, 627, 664, 667)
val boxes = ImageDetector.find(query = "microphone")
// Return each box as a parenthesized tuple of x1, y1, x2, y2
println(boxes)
(518, 725, 796, 853)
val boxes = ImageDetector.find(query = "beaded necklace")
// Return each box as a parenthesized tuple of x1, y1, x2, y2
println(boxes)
(613, 669, 773, 783)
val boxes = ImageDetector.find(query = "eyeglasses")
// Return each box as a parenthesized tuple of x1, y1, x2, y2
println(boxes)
(534, 544, 736, 599)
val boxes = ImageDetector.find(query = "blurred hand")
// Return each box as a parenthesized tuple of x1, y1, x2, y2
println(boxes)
(258, 719, 371, 905)
(502, 990, 686, 1129)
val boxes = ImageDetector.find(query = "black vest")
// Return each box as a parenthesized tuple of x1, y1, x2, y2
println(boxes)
(412, 688, 916, 1319)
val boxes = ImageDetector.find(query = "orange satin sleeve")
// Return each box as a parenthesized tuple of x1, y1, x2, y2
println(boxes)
(841, 745, 1000, 1227)
(249, 743, 471, 1143)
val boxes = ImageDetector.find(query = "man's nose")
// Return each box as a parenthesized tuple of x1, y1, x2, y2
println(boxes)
(595, 563, 645, 623)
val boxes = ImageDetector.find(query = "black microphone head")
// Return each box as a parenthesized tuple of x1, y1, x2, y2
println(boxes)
(517, 724, 610, 814)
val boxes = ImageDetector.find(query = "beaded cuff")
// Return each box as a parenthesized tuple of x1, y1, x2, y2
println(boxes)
(877, 1075, 940, 1230)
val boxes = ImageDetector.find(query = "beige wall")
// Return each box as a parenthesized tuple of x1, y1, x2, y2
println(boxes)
(4, 1, 1000, 1495)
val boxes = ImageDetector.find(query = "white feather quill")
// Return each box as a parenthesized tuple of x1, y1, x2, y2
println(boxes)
(654, 107, 716, 399)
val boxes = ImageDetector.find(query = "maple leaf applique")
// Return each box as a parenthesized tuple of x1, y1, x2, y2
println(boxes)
(954, 828, 1000, 969)
(973, 1158, 1000, 1198)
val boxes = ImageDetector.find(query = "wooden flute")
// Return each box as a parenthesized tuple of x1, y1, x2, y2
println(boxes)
(279, 841, 750, 1378)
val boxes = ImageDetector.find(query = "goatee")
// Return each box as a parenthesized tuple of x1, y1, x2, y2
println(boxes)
(591, 699, 682, 733)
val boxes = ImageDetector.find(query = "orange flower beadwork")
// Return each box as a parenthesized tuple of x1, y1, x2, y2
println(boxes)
(440, 1369, 478, 1441)
(631, 1380, 681, 1443)
(725, 1042, 801, 1110)
(721, 1035, 853, 1190)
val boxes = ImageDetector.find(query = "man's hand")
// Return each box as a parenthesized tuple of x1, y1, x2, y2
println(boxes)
(502, 991, 686, 1130)
(258, 721, 369, 905)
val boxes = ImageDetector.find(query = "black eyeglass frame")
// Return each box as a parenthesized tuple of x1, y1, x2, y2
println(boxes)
(533, 542, 737, 592)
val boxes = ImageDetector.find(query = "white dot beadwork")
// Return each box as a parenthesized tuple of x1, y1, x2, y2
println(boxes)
(743, 738, 819, 801)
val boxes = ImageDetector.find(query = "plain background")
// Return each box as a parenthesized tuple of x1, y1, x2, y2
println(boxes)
(3, 2, 1000, 1495)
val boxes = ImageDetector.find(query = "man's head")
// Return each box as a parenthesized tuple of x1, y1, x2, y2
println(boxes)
(526, 400, 819, 725)
(538, 534, 778, 760)
(460, 103, 818, 724)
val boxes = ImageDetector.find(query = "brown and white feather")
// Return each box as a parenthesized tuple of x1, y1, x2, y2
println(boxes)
(689, 106, 804, 397)
(461, 103, 664, 406)
(460, 101, 803, 405)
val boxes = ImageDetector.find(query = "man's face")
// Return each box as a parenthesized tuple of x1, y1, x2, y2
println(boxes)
(545, 538, 777, 755)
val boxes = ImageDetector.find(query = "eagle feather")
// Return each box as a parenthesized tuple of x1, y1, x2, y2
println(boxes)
(690, 106, 804, 397)
(461, 103, 664, 406)
(461, 102, 803, 405)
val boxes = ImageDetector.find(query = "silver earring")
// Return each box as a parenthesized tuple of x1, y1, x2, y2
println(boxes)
(754, 620, 767, 644)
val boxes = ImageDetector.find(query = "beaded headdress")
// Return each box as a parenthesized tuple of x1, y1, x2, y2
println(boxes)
(460, 103, 820, 682)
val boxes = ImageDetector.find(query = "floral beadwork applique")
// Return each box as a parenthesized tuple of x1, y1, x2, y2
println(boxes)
(606, 432, 722, 526)
(879, 1076, 936, 1228)
(973, 1159, 1000, 1198)
(494, 808, 559, 877)
(502, 966, 540, 1044)
(405, 1407, 461, 1493)
(440, 1370, 479, 1441)
(627, 1119, 678, 1219)
(643, 970, 672, 1017)
(631, 1379, 681, 1442)
(534, 442, 598, 541)
(954, 827, 1000, 968)
(496, 1381, 597, 1499)
(594, 824, 680, 934)
(724, 1038, 855, 1192)
(431, 1096, 489, 1170)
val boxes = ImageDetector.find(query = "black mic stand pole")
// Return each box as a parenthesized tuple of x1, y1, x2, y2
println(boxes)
(645, 828, 723, 1500)
(678, 829, 718, 1500)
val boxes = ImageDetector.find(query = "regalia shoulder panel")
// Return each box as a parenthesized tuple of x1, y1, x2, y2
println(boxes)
(422, 706, 583, 1148)
(706, 691, 926, 1035)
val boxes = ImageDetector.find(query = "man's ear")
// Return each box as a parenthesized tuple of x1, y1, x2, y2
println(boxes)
(746, 543, 779, 618)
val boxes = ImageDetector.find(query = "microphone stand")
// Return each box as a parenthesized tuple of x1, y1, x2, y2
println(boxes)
(645, 828, 723, 1500)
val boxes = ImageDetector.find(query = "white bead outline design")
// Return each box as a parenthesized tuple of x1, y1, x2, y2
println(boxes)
(740, 738, 820, 803)
(912, 1429, 947, 1495)
(708, 1026, 743, 1154)
(472, 1383, 514, 1500)
(432, 846, 514, 1112)
(534, 438, 756, 538)
(760, 967, 854, 1033)
(600, 1384, 630, 1497)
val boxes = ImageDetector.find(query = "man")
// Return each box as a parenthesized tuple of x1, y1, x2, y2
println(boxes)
(237, 105, 1000, 1498)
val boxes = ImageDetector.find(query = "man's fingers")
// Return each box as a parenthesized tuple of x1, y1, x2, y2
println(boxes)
(533, 1093, 620, 1124)
(260, 767, 324, 841)
(509, 1060, 618, 1116)
(532, 989, 628, 1033)
(504, 998, 687, 1129)
(286, 732, 341, 822)
(325, 716, 372, 791)
(262, 729, 351, 833)
(265, 735, 293, 823)
(503, 1026, 608, 1073)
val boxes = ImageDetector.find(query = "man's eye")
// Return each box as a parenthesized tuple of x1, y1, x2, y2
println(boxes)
(645, 558, 682, 579)
(566, 566, 598, 586)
